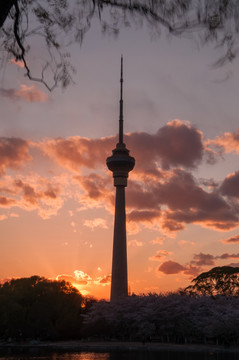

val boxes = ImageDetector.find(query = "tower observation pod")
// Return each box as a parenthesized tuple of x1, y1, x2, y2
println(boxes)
(106, 57, 135, 302)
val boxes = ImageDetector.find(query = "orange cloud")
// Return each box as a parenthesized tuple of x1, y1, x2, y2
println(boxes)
(75, 173, 112, 202)
(208, 129, 239, 154)
(74, 270, 92, 283)
(56, 270, 111, 296)
(151, 237, 164, 245)
(1, 124, 238, 233)
(14, 178, 61, 214)
(56, 273, 89, 286)
(0, 85, 48, 102)
(0, 173, 65, 219)
(128, 239, 143, 247)
(10, 59, 25, 68)
(42, 136, 115, 172)
(94, 274, 111, 286)
(42, 120, 205, 177)
(10, 213, 19, 218)
(83, 218, 108, 230)
(0, 137, 31, 175)
(0, 214, 7, 221)
(56, 271, 91, 296)
(0, 196, 16, 207)
(149, 250, 171, 261)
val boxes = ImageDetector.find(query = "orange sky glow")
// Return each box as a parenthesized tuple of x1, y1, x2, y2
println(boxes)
(1, 11, 239, 300)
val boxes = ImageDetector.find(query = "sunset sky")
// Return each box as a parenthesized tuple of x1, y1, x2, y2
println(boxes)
(1, 8, 239, 299)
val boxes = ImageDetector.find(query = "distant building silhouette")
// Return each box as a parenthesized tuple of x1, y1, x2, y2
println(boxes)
(106, 57, 135, 302)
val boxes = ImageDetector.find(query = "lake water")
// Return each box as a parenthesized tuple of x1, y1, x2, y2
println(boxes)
(0, 350, 239, 360)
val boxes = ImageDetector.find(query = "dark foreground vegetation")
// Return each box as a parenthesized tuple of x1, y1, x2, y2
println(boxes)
(0, 276, 95, 341)
(1, 267, 239, 346)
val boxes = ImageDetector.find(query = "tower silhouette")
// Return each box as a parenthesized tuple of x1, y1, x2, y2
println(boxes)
(106, 57, 135, 302)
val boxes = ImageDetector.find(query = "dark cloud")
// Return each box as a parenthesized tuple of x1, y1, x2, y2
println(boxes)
(158, 258, 202, 278)
(222, 235, 239, 244)
(183, 264, 202, 277)
(158, 260, 198, 276)
(216, 253, 239, 260)
(0, 138, 31, 175)
(159, 169, 238, 230)
(127, 181, 160, 209)
(15, 179, 39, 205)
(44, 185, 59, 199)
(14, 178, 61, 209)
(75, 173, 111, 201)
(156, 170, 227, 212)
(220, 171, 239, 198)
(161, 218, 185, 232)
(127, 119, 204, 172)
(128, 169, 238, 232)
(128, 209, 160, 223)
(191, 253, 215, 266)
(44, 120, 204, 176)
(158, 260, 186, 274)
(0, 196, 16, 207)
(158, 251, 239, 279)
(165, 207, 237, 231)
(0, 88, 16, 99)
(228, 263, 239, 267)
(75, 166, 239, 232)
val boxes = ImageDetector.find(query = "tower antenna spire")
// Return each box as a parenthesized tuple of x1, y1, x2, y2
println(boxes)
(119, 55, 123, 144)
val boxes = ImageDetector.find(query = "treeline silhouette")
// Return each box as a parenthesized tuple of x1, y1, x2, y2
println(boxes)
(1, 267, 239, 345)
(0, 276, 95, 341)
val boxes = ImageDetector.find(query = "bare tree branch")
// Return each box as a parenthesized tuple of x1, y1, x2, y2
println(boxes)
(12, 0, 58, 91)
(1, 0, 239, 91)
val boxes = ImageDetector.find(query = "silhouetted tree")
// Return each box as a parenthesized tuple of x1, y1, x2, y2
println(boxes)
(1, 1, 239, 90)
(0, 276, 85, 340)
(184, 266, 239, 297)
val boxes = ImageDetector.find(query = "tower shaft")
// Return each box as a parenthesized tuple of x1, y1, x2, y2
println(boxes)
(106, 57, 135, 303)
(110, 186, 128, 301)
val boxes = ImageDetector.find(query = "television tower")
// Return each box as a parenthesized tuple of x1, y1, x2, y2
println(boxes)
(106, 57, 135, 302)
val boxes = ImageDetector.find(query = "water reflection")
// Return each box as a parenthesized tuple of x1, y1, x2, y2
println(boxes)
(0, 350, 239, 360)
(59, 353, 110, 360)
(0, 352, 110, 360)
